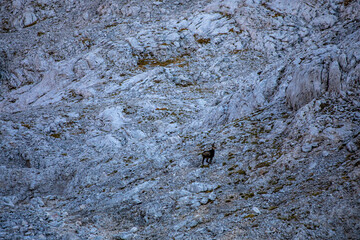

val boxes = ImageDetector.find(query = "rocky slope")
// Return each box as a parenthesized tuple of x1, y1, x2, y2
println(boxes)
(0, 0, 359, 239)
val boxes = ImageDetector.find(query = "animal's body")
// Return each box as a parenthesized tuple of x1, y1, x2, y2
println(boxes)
(202, 144, 216, 166)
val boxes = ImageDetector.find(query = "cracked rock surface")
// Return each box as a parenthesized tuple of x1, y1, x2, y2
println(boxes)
(1, 0, 359, 239)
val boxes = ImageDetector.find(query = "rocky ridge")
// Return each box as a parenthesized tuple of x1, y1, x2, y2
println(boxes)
(0, 0, 359, 239)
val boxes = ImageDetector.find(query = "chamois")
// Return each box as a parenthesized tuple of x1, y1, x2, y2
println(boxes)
(202, 143, 216, 166)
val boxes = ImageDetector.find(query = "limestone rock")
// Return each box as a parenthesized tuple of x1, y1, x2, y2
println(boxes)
(311, 14, 337, 30)
(328, 60, 342, 94)
(346, 141, 358, 153)
(0, 0, 359, 239)
(187, 182, 218, 193)
(286, 63, 324, 110)
(23, 11, 37, 27)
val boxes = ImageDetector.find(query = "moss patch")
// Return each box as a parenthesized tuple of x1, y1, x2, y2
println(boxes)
(228, 165, 238, 171)
(244, 214, 256, 219)
(277, 213, 298, 221)
(196, 38, 211, 44)
(21, 122, 32, 129)
(240, 192, 254, 200)
(137, 55, 187, 69)
(50, 133, 61, 138)
(255, 161, 271, 169)
(273, 185, 284, 193)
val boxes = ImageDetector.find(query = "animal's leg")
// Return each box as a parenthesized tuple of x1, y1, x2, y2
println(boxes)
(202, 156, 205, 166)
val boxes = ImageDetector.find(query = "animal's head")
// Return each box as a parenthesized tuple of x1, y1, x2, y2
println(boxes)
(212, 143, 216, 149)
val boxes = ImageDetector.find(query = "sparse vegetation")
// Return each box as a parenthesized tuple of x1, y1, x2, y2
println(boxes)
(240, 192, 255, 200)
(0, 0, 359, 239)
(50, 133, 61, 138)
(137, 54, 188, 69)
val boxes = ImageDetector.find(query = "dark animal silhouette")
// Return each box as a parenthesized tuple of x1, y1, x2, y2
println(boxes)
(202, 143, 216, 166)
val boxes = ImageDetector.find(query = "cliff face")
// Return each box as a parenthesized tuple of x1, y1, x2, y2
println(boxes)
(0, 0, 359, 239)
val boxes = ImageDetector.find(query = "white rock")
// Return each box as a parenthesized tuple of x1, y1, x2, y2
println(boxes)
(126, 37, 144, 52)
(338, 53, 347, 70)
(302, 143, 313, 153)
(328, 61, 341, 94)
(187, 182, 218, 193)
(131, 129, 147, 140)
(188, 13, 229, 37)
(346, 141, 358, 153)
(286, 63, 323, 110)
(173, 220, 187, 231)
(121, 4, 141, 17)
(252, 206, 261, 214)
(200, 197, 209, 204)
(73, 88, 95, 99)
(23, 11, 37, 27)
(311, 14, 337, 30)
(30, 197, 45, 207)
(85, 52, 104, 70)
(120, 68, 162, 90)
(12, 0, 23, 9)
(178, 159, 190, 168)
(98, 106, 129, 130)
(322, 151, 329, 157)
(1, 197, 15, 207)
(309, 161, 317, 170)
(87, 134, 122, 151)
(166, 135, 181, 145)
(166, 32, 180, 42)
(209, 192, 216, 201)
(73, 59, 89, 78)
